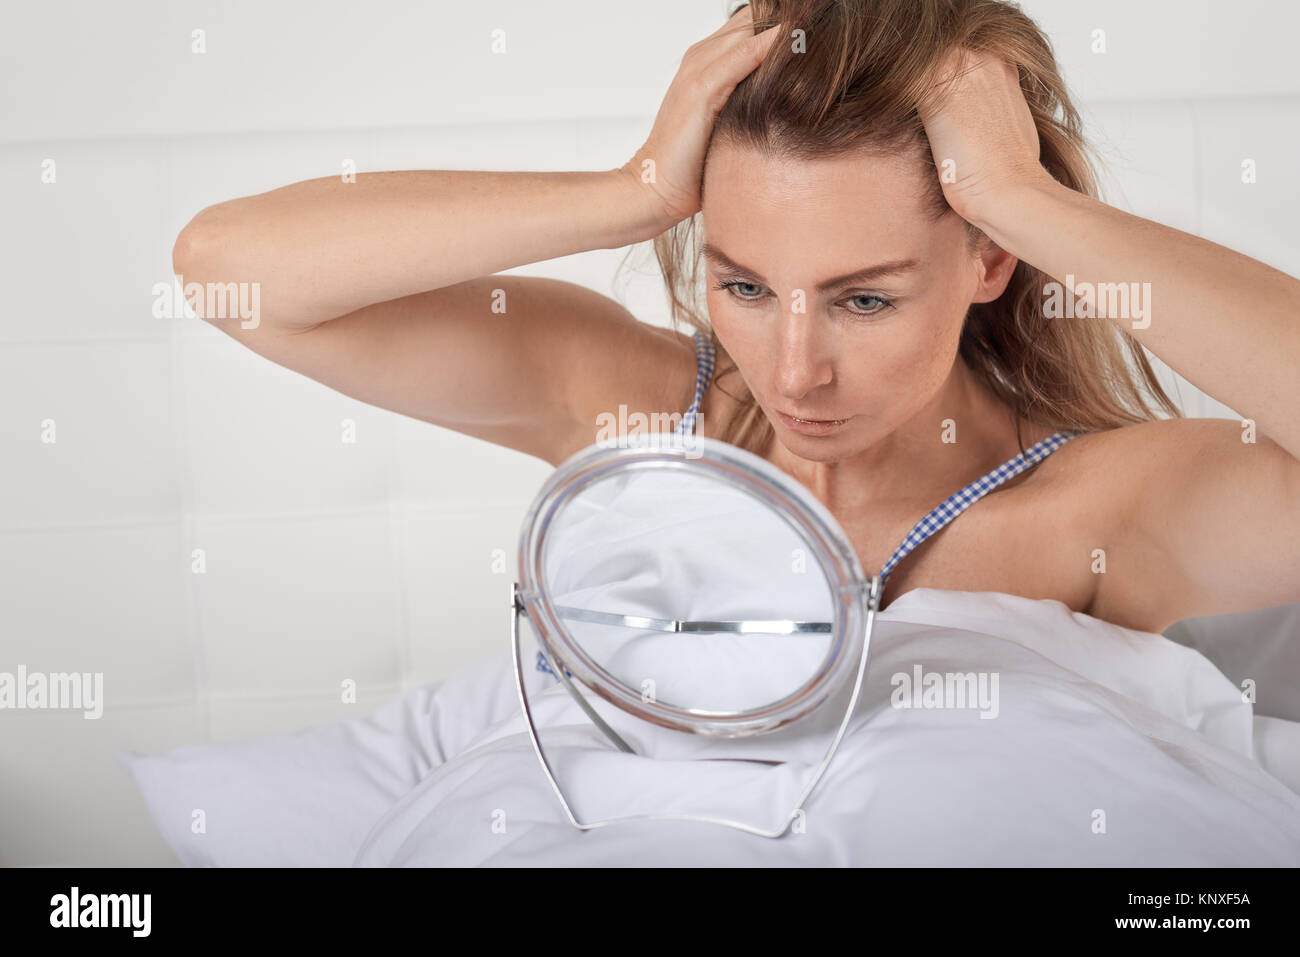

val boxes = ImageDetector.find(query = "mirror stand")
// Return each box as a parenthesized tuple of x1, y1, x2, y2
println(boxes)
(511, 577, 883, 839)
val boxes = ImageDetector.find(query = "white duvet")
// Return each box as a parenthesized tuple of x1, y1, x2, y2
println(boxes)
(342, 586, 1300, 867)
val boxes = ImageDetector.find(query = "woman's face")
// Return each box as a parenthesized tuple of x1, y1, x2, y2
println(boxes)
(700, 140, 1011, 458)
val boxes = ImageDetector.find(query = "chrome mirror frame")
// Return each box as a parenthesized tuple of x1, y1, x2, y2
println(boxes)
(511, 434, 882, 839)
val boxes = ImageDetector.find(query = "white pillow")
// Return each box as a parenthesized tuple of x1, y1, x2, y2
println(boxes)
(117, 647, 536, 867)
(1164, 600, 1300, 722)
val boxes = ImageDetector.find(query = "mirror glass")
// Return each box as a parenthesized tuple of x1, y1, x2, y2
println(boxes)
(539, 465, 836, 715)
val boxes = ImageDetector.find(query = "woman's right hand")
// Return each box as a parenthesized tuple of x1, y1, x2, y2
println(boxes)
(617, 5, 781, 232)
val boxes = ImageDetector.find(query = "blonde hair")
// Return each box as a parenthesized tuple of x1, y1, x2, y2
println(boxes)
(622, 0, 1180, 458)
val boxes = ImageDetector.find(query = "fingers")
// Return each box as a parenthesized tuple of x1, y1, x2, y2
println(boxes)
(687, 5, 749, 56)
(699, 24, 781, 92)
(690, 4, 779, 68)
(721, 3, 755, 32)
(697, 3, 766, 51)
(919, 49, 1013, 122)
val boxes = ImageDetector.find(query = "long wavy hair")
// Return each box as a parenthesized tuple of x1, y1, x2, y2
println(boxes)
(617, 0, 1180, 458)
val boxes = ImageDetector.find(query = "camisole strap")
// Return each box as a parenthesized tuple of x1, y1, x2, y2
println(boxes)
(878, 431, 1079, 588)
(674, 329, 716, 436)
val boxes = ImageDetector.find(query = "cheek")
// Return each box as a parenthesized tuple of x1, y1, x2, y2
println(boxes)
(850, 307, 963, 406)
(904, 269, 972, 360)
(935, 248, 984, 314)
(859, 336, 943, 397)
(705, 294, 763, 364)
(706, 290, 744, 330)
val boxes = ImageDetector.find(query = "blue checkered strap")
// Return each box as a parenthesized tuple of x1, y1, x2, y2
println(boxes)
(878, 430, 1078, 588)
(536, 649, 572, 680)
(673, 329, 716, 437)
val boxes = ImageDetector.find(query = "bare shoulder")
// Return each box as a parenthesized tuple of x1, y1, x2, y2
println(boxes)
(1045, 416, 1297, 524)
(1028, 415, 1268, 543)
(990, 419, 1226, 628)
(1061, 416, 1253, 465)
(1029, 416, 1260, 493)
(1053, 416, 1300, 629)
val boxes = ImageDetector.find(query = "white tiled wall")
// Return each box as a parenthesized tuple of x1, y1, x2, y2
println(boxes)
(2, 0, 1297, 865)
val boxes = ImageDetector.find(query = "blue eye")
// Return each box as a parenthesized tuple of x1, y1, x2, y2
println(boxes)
(846, 294, 891, 316)
(712, 279, 894, 317)
(715, 280, 764, 300)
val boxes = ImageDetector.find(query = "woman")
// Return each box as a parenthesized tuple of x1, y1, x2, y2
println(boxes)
(173, 0, 1300, 637)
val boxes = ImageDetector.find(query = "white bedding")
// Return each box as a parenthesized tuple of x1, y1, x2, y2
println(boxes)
(325, 586, 1300, 867)
(120, 583, 1300, 867)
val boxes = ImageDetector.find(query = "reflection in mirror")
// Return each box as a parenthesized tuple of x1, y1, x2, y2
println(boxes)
(541, 466, 836, 715)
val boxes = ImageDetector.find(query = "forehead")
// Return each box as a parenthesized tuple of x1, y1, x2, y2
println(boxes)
(701, 141, 942, 267)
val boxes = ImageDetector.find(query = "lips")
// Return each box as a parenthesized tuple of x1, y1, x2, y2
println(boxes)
(775, 410, 851, 435)
(780, 410, 846, 425)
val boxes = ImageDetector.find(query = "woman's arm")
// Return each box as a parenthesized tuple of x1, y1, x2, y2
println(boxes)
(975, 174, 1300, 463)
(920, 51, 1300, 624)
(174, 7, 778, 333)
(922, 52, 1300, 462)
(175, 169, 664, 331)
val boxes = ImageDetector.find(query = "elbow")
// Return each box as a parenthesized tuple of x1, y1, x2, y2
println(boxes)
(171, 223, 199, 280)
(171, 224, 208, 321)
(171, 206, 227, 320)
(172, 205, 221, 277)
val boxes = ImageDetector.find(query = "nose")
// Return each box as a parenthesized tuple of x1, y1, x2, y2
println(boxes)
(772, 316, 833, 402)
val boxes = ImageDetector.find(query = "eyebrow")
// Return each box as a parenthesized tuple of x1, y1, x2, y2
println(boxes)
(702, 243, 920, 293)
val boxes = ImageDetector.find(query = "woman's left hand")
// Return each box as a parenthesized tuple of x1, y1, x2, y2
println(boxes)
(917, 50, 1050, 228)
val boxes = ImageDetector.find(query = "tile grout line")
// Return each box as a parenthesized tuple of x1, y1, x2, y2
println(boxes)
(73, 681, 412, 714)
(1185, 97, 1207, 419)
(0, 499, 535, 535)
(377, 118, 415, 697)
(7, 95, 1291, 150)
(385, 332, 414, 696)
(170, 288, 212, 744)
